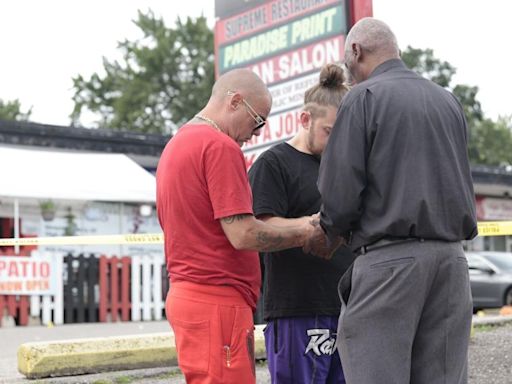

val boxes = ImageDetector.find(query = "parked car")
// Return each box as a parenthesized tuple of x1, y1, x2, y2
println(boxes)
(466, 252, 512, 310)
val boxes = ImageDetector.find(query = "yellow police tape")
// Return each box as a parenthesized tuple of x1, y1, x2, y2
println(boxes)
(0, 222, 511, 247)
(0, 233, 164, 247)
(477, 221, 512, 236)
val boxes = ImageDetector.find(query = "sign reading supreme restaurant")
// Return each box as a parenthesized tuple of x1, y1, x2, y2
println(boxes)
(0, 255, 58, 295)
(214, 0, 372, 167)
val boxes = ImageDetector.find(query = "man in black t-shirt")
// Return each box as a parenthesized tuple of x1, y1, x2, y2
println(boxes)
(249, 64, 353, 384)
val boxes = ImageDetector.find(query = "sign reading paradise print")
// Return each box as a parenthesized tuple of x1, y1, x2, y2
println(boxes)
(214, 0, 350, 168)
(219, 5, 346, 72)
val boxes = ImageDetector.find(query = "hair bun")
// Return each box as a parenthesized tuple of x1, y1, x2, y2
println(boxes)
(319, 63, 346, 89)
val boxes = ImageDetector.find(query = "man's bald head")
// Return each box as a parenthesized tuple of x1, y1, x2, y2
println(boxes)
(346, 18, 400, 59)
(198, 68, 272, 147)
(211, 68, 270, 102)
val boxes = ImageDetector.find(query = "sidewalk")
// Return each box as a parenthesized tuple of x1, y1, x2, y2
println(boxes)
(3, 314, 512, 383)
(0, 320, 170, 383)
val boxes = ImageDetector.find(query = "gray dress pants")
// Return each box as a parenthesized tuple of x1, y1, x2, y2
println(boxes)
(336, 240, 472, 384)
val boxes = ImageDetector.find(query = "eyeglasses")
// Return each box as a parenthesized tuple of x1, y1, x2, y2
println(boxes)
(227, 90, 266, 131)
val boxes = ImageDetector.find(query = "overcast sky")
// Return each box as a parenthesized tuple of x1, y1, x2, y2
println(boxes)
(1, 0, 510, 127)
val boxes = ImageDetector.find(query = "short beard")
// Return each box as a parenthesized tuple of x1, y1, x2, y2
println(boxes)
(307, 124, 321, 156)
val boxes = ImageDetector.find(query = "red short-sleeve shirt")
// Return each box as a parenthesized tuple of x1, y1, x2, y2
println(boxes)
(156, 124, 261, 310)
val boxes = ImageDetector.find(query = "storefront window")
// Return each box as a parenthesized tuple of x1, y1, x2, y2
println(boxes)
(492, 236, 507, 251)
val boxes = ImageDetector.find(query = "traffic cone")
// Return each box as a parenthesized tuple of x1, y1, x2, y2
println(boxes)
(499, 306, 512, 316)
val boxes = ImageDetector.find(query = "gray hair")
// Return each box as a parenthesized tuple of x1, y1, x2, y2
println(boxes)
(346, 17, 399, 57)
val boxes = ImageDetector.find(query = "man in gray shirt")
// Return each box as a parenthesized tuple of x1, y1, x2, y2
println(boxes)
(312, 18, 478, 384)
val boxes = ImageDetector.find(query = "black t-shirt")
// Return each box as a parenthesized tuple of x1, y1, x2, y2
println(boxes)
(248, 142, 355, 320)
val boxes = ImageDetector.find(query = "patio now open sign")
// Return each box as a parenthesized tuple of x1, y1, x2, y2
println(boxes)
(0, 256, 58, 295)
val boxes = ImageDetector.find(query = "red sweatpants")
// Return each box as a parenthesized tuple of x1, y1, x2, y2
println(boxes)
(166, 281, 256, 384)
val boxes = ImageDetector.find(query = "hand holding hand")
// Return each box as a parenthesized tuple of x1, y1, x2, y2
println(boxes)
(303, 221, 346, 260)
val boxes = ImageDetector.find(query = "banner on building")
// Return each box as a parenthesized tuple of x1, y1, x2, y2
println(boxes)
(0, 255, 58, 295)
(214, 0, 350, 167)
(476, 196, 512, 221)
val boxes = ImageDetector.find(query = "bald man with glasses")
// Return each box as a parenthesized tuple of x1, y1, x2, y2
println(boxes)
(156, 68, 321, 384)
(227, 90, 267, 132)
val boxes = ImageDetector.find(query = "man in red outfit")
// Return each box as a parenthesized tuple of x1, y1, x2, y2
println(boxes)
(157, 68, 318, 384)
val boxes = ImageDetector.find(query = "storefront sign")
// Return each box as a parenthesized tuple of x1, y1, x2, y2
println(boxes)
(476, 196, 512, 221)
(0, 255, 58, 295)
(215, 0, 349, 167)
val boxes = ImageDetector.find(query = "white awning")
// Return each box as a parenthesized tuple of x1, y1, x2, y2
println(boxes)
(1, 146, 156, 202)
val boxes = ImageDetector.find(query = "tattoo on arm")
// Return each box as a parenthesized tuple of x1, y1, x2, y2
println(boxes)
(221, 214, 250, 224)
(221, 214, 300, 252)
(256, 231, 285, 252)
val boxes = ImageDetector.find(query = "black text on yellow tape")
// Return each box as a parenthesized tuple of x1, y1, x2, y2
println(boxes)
(0, 233, 164, 247)
(477, 222, 512, 237)
(1, 222, 512, 247)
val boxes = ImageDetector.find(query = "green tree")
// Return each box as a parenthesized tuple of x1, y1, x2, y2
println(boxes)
(402, 46, 512, 166)
(71, 11, 214, 134)
(452, 84, 483, 123)
(470, 117, 512, 165)
(401, 46, 455, 88)
(0, 98, 32, 121)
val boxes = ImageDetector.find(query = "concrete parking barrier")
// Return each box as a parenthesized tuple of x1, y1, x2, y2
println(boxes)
(17, 325, 266, 379)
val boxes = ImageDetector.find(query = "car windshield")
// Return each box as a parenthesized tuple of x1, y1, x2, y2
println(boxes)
(483, 253, 512, 272)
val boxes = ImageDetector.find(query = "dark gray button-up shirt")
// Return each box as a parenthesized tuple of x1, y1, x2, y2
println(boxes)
(318, 59, 478, 250)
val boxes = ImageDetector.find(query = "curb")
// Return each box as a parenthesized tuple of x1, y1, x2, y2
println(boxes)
(472, 314, 512, 327)
(18, 332, 176, 379)
(470, 314, 512, 338)
(19, 316, 512, 380)
(17, 325, 266, 379)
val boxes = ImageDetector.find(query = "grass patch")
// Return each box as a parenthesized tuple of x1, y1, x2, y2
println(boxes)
(154, 370, 182, 379)
(114, 376, 134, 384)
(256, 359, 268, 367)
(473, 324, 495, 333)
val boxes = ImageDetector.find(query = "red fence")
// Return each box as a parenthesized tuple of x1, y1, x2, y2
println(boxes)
(99, 255, 131, 322)
(0, 295, 29, 326)
(0, 252, 232, 326)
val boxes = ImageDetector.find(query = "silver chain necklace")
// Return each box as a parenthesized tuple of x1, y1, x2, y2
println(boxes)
(195, 114, 222, 132)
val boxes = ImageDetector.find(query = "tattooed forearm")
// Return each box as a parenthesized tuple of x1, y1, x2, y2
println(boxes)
(222, 214, 250, 224)
(219, 214, 307, 251)
(256, 231, 286, 252)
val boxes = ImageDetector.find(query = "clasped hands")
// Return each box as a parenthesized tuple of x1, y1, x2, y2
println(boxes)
(302, 213, 346, 260)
